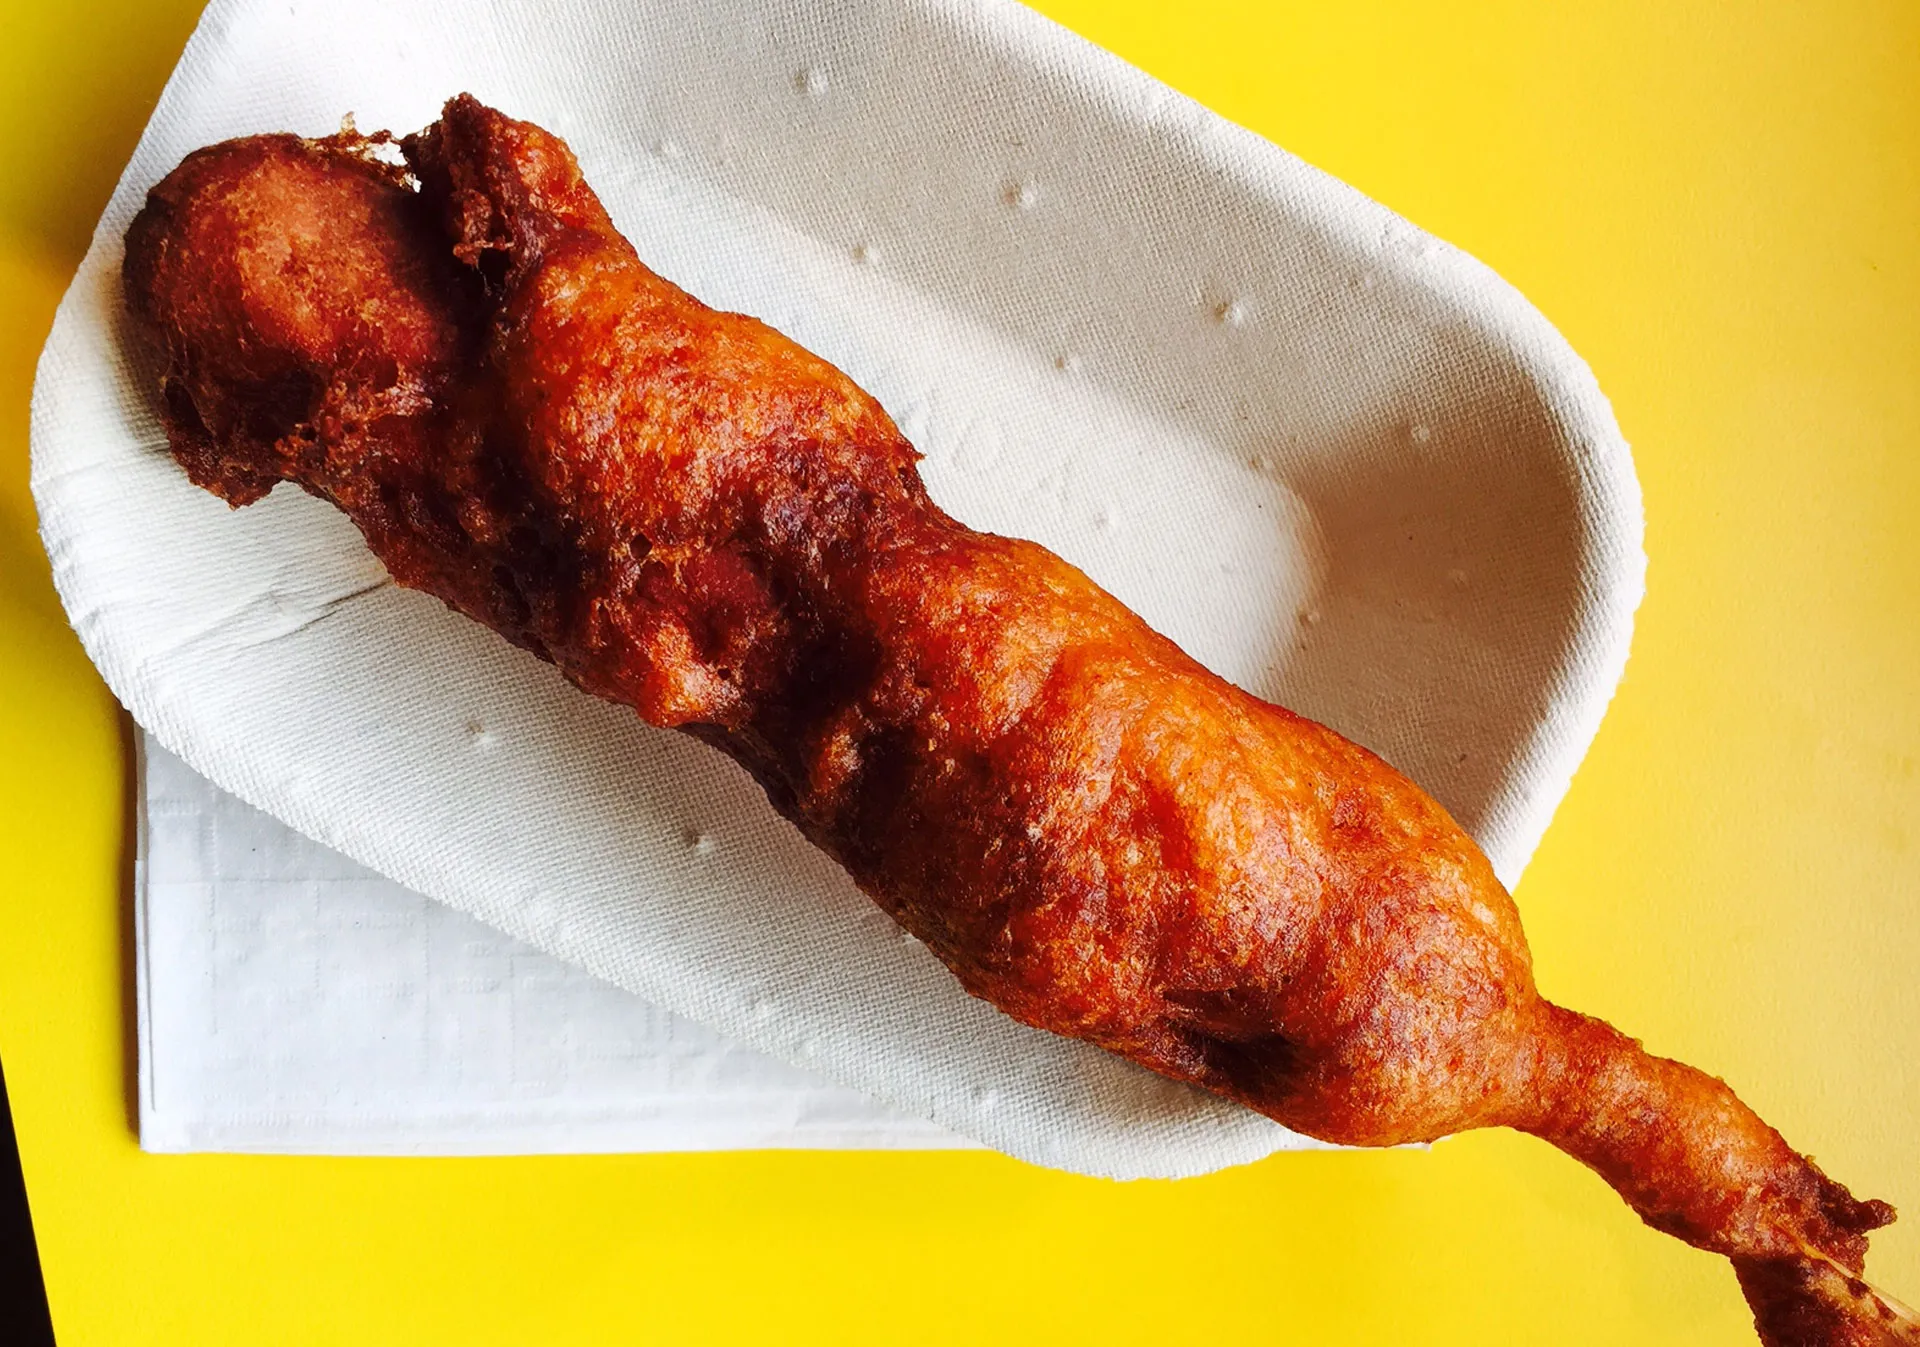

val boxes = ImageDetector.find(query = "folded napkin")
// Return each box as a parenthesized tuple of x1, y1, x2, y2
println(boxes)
(138, 734, 968, 1154)
(36, 0, 1642, 1176)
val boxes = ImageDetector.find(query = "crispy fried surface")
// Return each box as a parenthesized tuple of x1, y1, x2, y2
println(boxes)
(122, 96, 1914, 1345)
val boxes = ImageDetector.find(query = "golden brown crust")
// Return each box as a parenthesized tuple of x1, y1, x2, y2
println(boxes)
(121, 95, 1915, 1346)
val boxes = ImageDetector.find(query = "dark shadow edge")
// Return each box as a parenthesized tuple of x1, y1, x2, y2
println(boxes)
(0, 1053, 57, 1343)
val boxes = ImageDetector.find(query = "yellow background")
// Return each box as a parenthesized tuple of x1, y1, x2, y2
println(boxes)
(2, 1, 1916, 1342)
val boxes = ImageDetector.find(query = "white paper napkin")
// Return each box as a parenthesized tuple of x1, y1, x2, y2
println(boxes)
(137, 734, 968, 1154)
(35, 0, 1643, 1177)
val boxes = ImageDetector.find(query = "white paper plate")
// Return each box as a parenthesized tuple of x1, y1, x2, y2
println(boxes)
(32, 0, 1642, 1178)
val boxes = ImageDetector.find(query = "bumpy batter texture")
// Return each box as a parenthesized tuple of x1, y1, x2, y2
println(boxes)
(122, 96, 1914, 1344)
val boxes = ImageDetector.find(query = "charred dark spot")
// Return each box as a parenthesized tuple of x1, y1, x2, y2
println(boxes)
(1155, 986, 1304, 1099)
(1817, 1171, 1897, 1235)
(239, 366, 318, 444)
(475, 244, 513, 291)
(838, 723, 923, 869)
(1191, 1029, 1300, 1100)
(777, 625, 883, 738)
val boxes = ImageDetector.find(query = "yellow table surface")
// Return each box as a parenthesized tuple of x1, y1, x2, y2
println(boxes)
(2, 1, 1916, 1342)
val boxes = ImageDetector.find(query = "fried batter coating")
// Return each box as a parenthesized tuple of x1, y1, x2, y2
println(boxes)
(122, 97, 1916, 1345)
